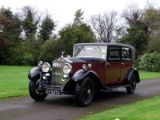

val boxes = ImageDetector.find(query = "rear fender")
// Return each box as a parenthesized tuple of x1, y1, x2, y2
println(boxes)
(127, 68, 140, 83)
(28, 67, 41, 81)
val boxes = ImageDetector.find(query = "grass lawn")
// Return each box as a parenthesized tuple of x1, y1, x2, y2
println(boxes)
(139, 71, 160, 80)
(0, 65, 32, 99)
(81, 96, 160, 120)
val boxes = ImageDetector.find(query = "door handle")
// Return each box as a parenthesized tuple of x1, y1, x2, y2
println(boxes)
(121, 63, 125, 67)
(107, 63, 110, 66)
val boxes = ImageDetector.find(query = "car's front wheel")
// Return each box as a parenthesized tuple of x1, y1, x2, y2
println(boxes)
(75, 77, 95, 107)
(29, 79, 47, 101)
(126, 73, 137, 94)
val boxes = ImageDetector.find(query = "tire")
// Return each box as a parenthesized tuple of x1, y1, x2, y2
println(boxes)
(75, 77, 94, 107)
(126, 73, 137, 94)
(29, 79, 47, 101)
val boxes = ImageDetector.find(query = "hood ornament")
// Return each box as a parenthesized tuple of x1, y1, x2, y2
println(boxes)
(61, 51, 65, 57)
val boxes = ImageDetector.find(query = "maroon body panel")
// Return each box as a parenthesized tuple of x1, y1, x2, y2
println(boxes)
(72, 62, 106, 83)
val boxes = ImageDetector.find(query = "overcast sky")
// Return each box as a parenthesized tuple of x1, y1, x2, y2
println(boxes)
(1, 0, 160, 31)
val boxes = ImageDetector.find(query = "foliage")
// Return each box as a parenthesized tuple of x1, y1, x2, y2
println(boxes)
(1, 3, 160, 66)
(0, 8, 22, 42)
(37, 39, 61, 63)
(147, 34, 160, 53)
(58, 9, 96, 56)
(145, 5, 160, 53)
(20, 38, 43, 65)
(39, 15, 55, 41)
(0, 7, 22, 64)
(120, 27, 147, 56)
(145, 4, 160, 32)
(21, 6, 40, 38)
(74, 9, 84, 25)
(120, 4, 149, 55)
(139, 52, 160, 72)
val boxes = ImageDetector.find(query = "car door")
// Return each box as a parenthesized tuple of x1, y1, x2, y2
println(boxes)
(105, 46, 121, 84)
(121, 47, 132, 81)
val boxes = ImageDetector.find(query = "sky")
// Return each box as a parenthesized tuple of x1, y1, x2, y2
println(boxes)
(1, 0, 160, 31)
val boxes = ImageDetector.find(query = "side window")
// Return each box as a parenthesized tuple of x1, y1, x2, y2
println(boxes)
(108, 47, 120, 61)
(121, 47, 132, 61)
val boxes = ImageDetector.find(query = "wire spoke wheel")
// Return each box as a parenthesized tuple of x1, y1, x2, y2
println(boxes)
(126, 73, 137, 94)
(75, 77, 94, 107)
(29, 79, 47, 101)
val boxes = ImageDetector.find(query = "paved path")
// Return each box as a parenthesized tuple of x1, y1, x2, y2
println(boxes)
(0, 79, 160, 120)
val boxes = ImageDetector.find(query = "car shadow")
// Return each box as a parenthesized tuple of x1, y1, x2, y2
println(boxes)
(32, 88, 143, 108)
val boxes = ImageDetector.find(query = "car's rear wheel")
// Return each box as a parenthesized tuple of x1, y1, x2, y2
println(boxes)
(75, 77, 94, 107)
(29, 79, 47, 101)
(126, 73, 137, 94)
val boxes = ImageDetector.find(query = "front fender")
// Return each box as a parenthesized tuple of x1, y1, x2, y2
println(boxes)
(72, 69, 88, 82)
(72, 69, 106, 90)
(28, 67, 41, 81)
(73, 69, 99, 82)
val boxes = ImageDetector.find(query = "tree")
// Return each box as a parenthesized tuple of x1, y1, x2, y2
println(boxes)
(91, 11, 117, 43)
(59, 24, 96, 55)
(120, 4, 149, 55)
(39, 14, 55, 41)
(145, 2, 160, 33)
(74, 9, 84, 26)
(59, 9, 96, 55)
(0, 7, 22, 64)
(21, 6, 40, 39)
(0, 7, 22, 42)
(144, 3, 160, 53)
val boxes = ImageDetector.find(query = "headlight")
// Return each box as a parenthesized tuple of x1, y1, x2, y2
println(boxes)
(63, 63, 72, 74)
(42, 62, 51, 72)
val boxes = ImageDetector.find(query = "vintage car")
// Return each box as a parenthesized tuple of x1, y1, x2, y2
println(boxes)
(28, 43, 140, 107)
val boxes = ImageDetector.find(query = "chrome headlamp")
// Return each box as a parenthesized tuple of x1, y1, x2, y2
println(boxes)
(63, 63, 72, 74)
(42, 62, 51, 72)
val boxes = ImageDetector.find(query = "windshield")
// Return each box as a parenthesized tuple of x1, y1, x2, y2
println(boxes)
(73, 45, 107, 59)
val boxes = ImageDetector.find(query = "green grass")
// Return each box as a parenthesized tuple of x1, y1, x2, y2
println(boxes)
(139, 71, 160, 80)
(0, 65, 32, 99)
(81, 96, 160, 120)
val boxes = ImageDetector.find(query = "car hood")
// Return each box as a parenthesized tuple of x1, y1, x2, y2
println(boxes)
(68, 57, 105, 63)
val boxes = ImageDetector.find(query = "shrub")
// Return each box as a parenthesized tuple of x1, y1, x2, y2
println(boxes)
(37, 39, 62, 63)
(21, 52, 35, 65)
(139, 52, 160, 72)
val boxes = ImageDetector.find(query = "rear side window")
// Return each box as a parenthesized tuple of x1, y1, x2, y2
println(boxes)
(108, 47, 120, 61)
(121, 47, 132, 61)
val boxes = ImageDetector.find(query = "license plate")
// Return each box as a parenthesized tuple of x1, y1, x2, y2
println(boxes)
(46, 90, 61, 95)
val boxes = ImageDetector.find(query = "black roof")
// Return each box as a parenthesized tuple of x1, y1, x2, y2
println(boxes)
(74, 43, 134, 49)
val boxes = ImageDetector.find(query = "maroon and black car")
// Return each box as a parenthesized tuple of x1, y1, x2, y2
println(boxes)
(28, 43, 140, 107)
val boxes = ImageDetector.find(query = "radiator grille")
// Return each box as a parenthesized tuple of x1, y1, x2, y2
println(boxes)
(52, 58, 68, 86)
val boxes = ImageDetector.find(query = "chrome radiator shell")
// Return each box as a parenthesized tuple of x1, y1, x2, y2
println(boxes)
(52, 57, 71, 87)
